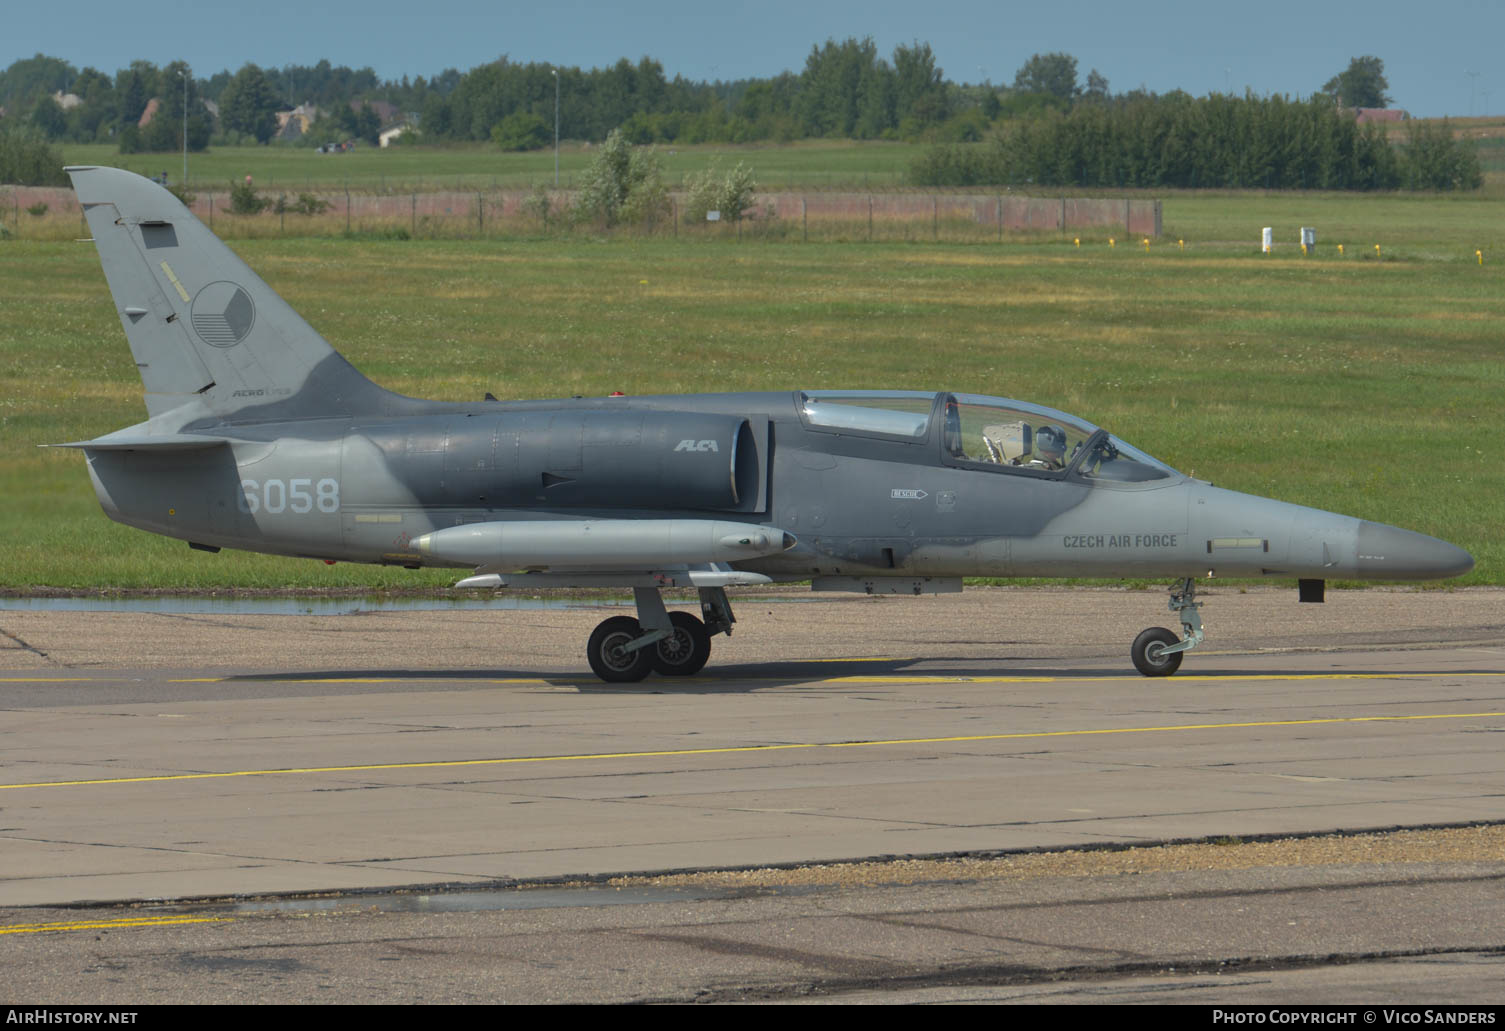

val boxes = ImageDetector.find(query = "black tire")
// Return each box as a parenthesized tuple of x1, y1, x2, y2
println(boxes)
(651, 611, 712, 676)
(587, 616, 653, 683)
(1132, 626, 1184, 677)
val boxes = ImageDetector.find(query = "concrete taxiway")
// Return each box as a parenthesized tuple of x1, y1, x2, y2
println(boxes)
(1, 586, 1502, 1002)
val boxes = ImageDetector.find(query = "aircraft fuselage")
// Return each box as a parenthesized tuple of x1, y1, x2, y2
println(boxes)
(83, 389, 1470, 586)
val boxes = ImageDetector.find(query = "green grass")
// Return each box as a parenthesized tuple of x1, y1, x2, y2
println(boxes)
(59, 140, 926, 193)
(1, 229, 1500, 590)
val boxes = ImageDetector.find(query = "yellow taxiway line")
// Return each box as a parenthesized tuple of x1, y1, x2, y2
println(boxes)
(0, 915, 235, 935)
(1, 709, 1502, 793)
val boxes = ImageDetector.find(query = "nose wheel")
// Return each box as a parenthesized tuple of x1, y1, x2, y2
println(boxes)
(1132, 626, 1183, 676)
(1131, 578, 1205, 677)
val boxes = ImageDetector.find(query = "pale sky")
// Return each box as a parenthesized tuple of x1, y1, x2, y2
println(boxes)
(8, 0, 1501, 118)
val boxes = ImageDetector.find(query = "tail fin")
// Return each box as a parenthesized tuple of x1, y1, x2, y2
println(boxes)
(68, 166, 406, 421)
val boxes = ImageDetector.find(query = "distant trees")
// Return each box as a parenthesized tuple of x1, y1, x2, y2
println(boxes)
(0, 127, 67, 185)
(795, 37, 952, 138)
(1012, 52, 1079, 104)
(491, 110, 549, 151)
(219, 64, 280, 143)
(0, 44, 1485, 196)
(909, 92, 1479, 192)
(1400, 119, 1483, 190)
(1323, 56, 1392, 109)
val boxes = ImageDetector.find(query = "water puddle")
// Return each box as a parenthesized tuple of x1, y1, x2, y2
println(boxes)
(233, 884, 722, 913)
(0, 595, 614, 616)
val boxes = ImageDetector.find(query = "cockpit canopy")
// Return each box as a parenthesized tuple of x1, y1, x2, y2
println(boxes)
(798, 390, 1179, 483)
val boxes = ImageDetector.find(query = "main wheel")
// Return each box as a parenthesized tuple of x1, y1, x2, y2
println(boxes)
(587, 616, 654, 683)
(651, 611, 711, 676)
(1132, 627, 1183, 677)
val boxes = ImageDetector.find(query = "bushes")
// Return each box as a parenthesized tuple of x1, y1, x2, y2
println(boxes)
(571, 129, 669, 229)
(1400, 119, 1483, 191)
(683, 161, 757, 223)
(0, 128, 67, 186)
(228, 178, 269, 214)
(909, 94, 1483, 192)
(274, 192, 331, 216)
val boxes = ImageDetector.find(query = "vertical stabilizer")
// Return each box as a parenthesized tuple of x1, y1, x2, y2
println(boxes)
(68, 166, 404, 421)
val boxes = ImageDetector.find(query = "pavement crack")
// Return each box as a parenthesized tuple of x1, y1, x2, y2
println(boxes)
(0, 625, 57, 666)
(631, 929, 904, 979)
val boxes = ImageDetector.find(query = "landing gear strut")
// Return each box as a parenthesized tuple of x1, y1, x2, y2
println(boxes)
(1131, 578, 1205, 677)
(585, 586, 736, 683)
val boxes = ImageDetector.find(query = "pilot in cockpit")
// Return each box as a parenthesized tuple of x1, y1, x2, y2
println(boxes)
(1032, 424, 1067, 470)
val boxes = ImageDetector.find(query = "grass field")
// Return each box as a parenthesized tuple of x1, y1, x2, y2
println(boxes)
(52, 120, 1505, 192)
(1, 210, 1499, 591)
(56, 140, 925, 193)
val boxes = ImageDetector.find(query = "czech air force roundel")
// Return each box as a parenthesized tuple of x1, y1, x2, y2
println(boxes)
(191, 281, 255, 348)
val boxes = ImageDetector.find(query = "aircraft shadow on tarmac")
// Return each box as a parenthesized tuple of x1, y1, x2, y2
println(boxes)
(221, 657, 1491, 694)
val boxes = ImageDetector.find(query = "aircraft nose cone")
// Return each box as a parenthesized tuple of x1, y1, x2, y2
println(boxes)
(1356, 522, 1474, 580)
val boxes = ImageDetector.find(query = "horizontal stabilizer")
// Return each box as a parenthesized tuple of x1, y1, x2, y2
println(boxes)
(46, 434, 228, 452)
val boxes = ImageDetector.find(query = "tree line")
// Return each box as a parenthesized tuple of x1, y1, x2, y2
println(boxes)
(0, 44, 1118, 154)
(910, 92, 1483, 192)
(0, 47, 1484, 193)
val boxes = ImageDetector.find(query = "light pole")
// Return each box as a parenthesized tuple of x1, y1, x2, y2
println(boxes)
(178, 69, 188, 187)
(553, 68, 560, 187)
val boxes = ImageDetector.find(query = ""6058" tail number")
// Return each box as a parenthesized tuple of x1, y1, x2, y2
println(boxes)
(237, 478, 340, 514)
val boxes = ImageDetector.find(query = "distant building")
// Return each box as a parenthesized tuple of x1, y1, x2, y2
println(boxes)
(52, 91, 82, 110)
(276, 103, 320, 140)
(1354, 108, 1409, 124)
(353, 99, 399, 125)
(138, 96, 217, 128)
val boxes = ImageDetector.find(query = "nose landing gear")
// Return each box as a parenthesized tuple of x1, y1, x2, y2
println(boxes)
(1131, 578, 1205, 677)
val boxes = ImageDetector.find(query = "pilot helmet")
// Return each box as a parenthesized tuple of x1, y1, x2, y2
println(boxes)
(1036, 424, 1067, 460)
(944, 402, 964, 456)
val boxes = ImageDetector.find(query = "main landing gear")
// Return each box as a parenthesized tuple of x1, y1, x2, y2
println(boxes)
(585, 586, 736, 683)
(1131, 578, 1206, 677)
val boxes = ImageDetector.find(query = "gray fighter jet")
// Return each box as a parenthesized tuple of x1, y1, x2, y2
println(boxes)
(56, 166, 1474, 681)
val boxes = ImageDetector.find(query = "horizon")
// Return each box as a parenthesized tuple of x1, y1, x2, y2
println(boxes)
(7, 0, 1501, 120)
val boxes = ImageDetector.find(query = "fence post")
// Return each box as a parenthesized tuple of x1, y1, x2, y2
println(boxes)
(412, 193, 416, 236)
(478, 193, 483, 235)
(868, 196, 872, 241)
(345, 185, 351, 234)
(802, 196, 807, 243)
(933, 196, 938, 241)
(998, 196, 1002, 241)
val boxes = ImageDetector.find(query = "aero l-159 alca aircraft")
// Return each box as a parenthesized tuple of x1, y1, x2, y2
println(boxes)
(55, 166, 1474, 681)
